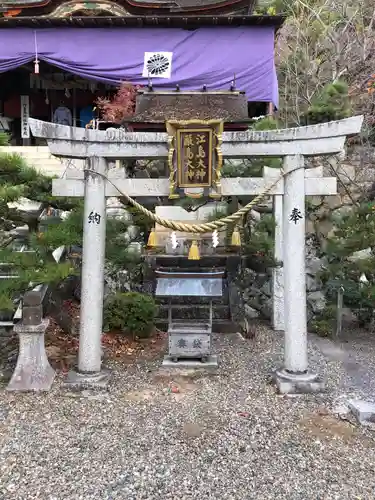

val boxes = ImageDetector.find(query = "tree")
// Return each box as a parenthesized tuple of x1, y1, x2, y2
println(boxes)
(303, 80, 351, 124)
(95, 82, 140, 124)
(0, 132, 143, 313)
(266, 0, 375, 126)
(320, 201, 375, 325)
(0, 132, 77, 236)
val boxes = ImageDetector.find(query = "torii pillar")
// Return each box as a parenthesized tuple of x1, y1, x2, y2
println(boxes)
(29, 116, 363, 393)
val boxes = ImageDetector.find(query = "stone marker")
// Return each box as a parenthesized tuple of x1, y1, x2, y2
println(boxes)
(348, 399, 375, 425)
(7, 288, 55, 392)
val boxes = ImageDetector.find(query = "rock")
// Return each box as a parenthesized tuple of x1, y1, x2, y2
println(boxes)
(250, 209, 261, 222)
(324, 196, 343, 210)
(306, 275, 321, 292)
(260, 298, 272, 319)
(256, 273, 269, 286)
(331, 205, 353, 219)
(245, 304, 260, 319)
(307, 291, 326, 314)
(127, 242, 142, 255)
(7, 197, 43, 215)
(306, 306, 314, 323)
(106, 198, 133, 221)
(348, 248, 372, 262)
(348, 399, 375, 425)
(223, 159, 243, 168)
(306, 257, 323, 276)
(336, 164, 356, 184)
(126, 225, 139, 239)
(259, 281, 271, 297)
(305, 219, 315, 235)
(247, 300, 262, 313)
(316, 219, 334, 237)
(308, 196, 324, 208)
(305, 235, 320, 258)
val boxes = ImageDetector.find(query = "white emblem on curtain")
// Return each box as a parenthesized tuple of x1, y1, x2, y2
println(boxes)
(142, 52, 173, 78)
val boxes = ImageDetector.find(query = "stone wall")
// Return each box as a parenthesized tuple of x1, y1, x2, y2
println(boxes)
(241, 145, 375, 325)
(306, 146, 375, 246)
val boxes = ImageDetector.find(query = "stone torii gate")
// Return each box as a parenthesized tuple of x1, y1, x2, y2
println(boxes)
(29, 116, 363, 393)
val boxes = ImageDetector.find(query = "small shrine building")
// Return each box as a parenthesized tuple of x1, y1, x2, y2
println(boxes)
(0, 0, 284, 145)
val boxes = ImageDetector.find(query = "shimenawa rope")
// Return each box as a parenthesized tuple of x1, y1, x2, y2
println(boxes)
(84, 168, 289, 233)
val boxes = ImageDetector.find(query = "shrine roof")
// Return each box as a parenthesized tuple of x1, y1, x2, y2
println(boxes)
(128, 90, 252, 123)
(0, 0, 249, 5)
(0, 0, 255, 15)
(0, 14, 285, 27)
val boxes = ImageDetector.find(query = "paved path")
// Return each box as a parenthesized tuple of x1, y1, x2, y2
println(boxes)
(312, 330, 375, 399)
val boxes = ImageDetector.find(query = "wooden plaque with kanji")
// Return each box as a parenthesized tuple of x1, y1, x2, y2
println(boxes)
(166, 120, 223, 199)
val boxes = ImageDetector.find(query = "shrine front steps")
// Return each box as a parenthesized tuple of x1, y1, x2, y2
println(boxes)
(157, 303, 230, 321)
(155, 318, 238, 334)
(149, 255, 230, 269)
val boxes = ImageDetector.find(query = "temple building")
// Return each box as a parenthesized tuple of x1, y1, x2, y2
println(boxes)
(0, 0, 284, 146)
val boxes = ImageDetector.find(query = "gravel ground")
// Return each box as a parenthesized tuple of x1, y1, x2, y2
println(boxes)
(1, 325, 375, 500)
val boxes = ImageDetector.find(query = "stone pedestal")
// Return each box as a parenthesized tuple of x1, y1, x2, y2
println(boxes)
(162, 355, 218, 369)
(63, 369, 111, 391)
(274, 369, 325, 395)
(7, 319, 55, 392)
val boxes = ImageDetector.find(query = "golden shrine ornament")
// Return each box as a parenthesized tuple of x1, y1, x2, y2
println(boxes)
(166, 119, 224, 199)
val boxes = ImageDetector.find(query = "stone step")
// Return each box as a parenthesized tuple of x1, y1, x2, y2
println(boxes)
(0, 146, 83, 177)
(155, 267, 227, 276)
(152, 255, 234, 269)
(157, 304, 230, 321)
(155, 318, 238, 334)
(156, 295, 228, 306)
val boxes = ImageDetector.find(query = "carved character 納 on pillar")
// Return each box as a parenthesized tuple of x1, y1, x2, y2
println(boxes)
(88, 211, 101, 224)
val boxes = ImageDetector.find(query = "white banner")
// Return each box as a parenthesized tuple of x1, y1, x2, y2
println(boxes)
(21, 95, 30, 139)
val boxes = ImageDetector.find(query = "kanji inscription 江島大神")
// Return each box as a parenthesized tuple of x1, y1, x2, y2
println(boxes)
(177, 129, 212, 187)
(166, 120, 224, 199)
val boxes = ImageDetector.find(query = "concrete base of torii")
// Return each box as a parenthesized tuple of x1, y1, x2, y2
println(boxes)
(273, 369, 325, 395)
(64, 369, 111, 391)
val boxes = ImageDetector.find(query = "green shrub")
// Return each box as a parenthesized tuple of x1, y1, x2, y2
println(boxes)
(310, 318, 332, 337)
(0, 132, 9, 146)
(303, 80, 351, 125)
(320, 202, 375, 326)
(103, 291, 158, 338)
(309, 306, 336, 337)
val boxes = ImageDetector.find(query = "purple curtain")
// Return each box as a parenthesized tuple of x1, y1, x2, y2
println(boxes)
(0, 26, 278, 106)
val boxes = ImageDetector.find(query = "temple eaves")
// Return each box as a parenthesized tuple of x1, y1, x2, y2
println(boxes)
(0, 0, 257, 16)
(0, 14, 285, 28)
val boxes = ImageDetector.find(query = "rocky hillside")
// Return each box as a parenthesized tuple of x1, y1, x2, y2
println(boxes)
(257, 0, 375, 131)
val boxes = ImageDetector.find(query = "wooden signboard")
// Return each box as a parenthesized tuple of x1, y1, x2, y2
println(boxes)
(166, 120, 223, 199)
